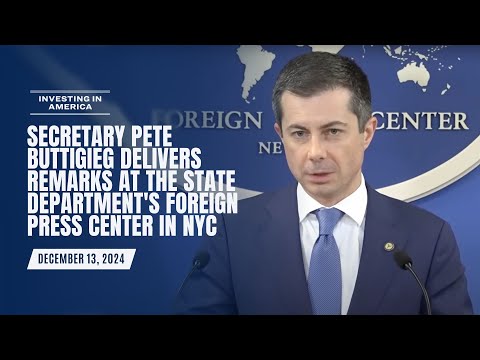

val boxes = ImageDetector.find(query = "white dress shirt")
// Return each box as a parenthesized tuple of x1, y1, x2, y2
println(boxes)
(297, 174, 367, 315)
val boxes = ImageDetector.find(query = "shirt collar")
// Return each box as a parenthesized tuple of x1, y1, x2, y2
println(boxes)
(297, 174, 367, 226)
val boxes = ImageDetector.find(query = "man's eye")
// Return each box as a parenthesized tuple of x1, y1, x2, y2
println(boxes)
(329, 129, 340, 135)
(293, 131, 305, 138)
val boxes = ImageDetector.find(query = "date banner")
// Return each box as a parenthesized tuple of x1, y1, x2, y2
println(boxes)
(27, 249, 136, 270)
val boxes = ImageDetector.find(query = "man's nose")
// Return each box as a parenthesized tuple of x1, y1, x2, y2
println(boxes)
(307, 137, 327, 161)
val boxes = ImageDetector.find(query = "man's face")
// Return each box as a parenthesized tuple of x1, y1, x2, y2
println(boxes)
(274, 88, 376, 206)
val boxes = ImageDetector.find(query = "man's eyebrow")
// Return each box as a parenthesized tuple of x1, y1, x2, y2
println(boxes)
(319, 121, 348, 129)
(286, 124, 308, 131)
(286, 121, 348, 131)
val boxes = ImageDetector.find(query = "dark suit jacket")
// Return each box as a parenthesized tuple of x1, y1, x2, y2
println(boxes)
(176, 184, 473, 314)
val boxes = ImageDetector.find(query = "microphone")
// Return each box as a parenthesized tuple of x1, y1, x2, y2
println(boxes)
(176, 251, 210, 299)
(394, 250, 432, 315)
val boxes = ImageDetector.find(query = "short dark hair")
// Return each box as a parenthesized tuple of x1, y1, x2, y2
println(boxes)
(272, 51, 372, 132)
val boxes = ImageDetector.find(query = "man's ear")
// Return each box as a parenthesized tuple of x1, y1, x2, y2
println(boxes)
(274, 122, 283, 139)
(363, 116, 377, 150)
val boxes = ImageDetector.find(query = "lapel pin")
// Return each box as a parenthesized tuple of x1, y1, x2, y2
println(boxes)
(384, 242, 395, 252)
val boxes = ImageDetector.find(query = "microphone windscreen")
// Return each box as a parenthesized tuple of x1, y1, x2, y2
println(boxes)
(394, 250, 412, 270)
(192, 251, 210, 269)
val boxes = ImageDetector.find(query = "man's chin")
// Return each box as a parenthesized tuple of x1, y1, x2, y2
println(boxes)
(303, 183, 336, 200)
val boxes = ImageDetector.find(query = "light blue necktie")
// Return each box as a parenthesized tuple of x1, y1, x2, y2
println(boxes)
(308, 207, 344, 315)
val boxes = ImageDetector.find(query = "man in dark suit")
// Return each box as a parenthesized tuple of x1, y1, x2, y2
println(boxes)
(175, 51, 473, 315)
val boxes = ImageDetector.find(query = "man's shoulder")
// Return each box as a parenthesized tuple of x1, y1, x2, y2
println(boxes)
(221, 185, 296, 225)
(369, 186, 446, 226)
(236, 185, 296, 210)
(221, 185, 297, 235)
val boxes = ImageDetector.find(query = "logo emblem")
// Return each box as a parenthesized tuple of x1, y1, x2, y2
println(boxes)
(384, 242, 395, 252)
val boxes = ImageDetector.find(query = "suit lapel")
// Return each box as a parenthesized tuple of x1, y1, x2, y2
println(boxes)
(263, 186, 313, 314)
(348, 185, 406, 314)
